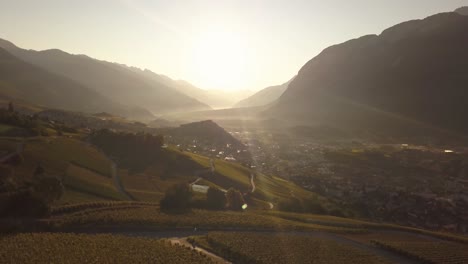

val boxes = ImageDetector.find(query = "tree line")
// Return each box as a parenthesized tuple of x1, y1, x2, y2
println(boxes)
(89, 129, 164, 172)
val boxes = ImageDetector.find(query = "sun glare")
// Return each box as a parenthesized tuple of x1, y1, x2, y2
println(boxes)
(189, 31, 248, 90)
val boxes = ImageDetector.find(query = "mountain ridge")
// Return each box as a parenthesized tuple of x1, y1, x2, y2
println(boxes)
(268, 11, 468, 136)
(234, 77, 295, 108)
(0, 46, 139, 116)
(0, 38, 211, 116)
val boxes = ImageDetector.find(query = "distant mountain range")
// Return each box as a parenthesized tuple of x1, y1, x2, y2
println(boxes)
(0, 47, 140, 117)
(0, 38, 211, 118)
(234, 77, 295, 108)
(267, 10, 468, 135)
(131, 68, 251, 109)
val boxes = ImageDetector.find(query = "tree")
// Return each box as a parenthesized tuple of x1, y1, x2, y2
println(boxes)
(7, 101, 14, 112)
(160, 183, 192, 212)
(226, 188, 245, 211)
(34, 177, 64, 204)
(34, 164, 45, 176)
(206, 187, 226, 210)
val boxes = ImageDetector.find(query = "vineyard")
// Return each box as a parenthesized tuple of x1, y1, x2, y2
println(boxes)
(192, 232, 390, 264)
(372, 240, 468, 264)
(53, 207, 364, 233)
(63, 164, 126, 201)
(266, 211, 468, 244)
(0, 233, 213, 264)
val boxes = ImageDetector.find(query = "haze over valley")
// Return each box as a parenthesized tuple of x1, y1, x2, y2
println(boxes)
(1, 2, 468, 263)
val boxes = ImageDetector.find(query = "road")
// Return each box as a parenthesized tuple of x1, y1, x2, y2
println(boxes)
(250, 173, 256, 193)
(109, 160, 133, 200)
(190, 177, 202, 185)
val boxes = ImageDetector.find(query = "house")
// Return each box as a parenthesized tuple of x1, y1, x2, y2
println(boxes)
(192, 184, 209, 194)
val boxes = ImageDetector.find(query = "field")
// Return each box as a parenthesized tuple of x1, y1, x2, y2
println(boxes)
(181, 150, 333, 209)
(0, 233, 212, 264)
(62, 164, 126, 201)
(266, 211, 468, 244)
(372, 240, 468, 264)
(120, 166, 188, 202)
(50, 207, 363, 233)
(192, 232, 390, 264)
(22, 137, 112, 177)
(0, 124, 16, 134)
(2, 134, 332, 210)
(57, 189, 108, 205)
(0, 137, 124, 205)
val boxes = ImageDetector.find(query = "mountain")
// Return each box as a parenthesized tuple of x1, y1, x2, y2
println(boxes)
(267, 11, 468, 135)
(455, 6, 468, 15)
(129, 68, 244, 108)
(234, 77, 295, 108)
(0, 39, 211, 115)
(0, 47, 139, 116)
(165, 120, 244, 148)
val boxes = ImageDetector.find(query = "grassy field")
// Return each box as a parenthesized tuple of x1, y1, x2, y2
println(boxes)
(1, 136, 112, 180)
(62, 164, 127, 201)
(181, 150, 333, 209)
(0, 233, 212, 264)
(1, 137, 119, 205)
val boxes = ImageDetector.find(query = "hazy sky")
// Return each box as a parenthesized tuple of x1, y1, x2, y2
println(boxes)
(0, 0, 467, 91)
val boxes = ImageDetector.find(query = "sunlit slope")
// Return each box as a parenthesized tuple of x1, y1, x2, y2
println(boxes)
(180, 150, 331, 208)
(0, 137, 126, 204)
(2, 134, 331, 208)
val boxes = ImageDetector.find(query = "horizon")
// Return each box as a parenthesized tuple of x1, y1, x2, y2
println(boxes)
(1, 1, 467, 91)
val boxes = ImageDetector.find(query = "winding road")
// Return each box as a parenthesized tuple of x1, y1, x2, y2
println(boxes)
(109, 159, 132, 200)
(250, 173, 256, 193)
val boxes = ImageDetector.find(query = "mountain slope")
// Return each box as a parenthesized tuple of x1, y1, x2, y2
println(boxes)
(455, 6, 468, 15)
(167, 120, 244, 148)
(131, 69, 242, 108)
(0, 47, 132, 115)
(0, 39, 211, 115)
(234, 77, 295, 108)
(268, 11, 468, 135)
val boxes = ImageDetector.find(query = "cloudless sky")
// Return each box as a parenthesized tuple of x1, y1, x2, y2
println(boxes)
(0, 0, 467, 91)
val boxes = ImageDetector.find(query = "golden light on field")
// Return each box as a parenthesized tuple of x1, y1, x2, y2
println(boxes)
(189, 30, 249, 90)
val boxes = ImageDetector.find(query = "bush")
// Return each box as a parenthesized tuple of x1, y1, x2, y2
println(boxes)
(90, 129, 164, 173)
(277, 197, 327, 214)
(226, 188, 245, 211)
(160, 184, 192, 212)
(206, 187, 226, 210)
(0, 165, 63, 218)
(0, 189, 50, 217)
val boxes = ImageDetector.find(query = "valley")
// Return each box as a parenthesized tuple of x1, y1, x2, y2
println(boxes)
(1, 4, 468, 263)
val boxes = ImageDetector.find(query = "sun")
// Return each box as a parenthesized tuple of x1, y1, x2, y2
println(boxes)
(189, 31, 248, 90)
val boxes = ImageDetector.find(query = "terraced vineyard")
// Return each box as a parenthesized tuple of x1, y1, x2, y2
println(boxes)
(52, 207, 363, 233)
(0, 233, 213, 264)
(267, 211, 468, 244)
(194, 232, 390, 264)
(372, 240, 468, 264)
(63, 164, 126, 201)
